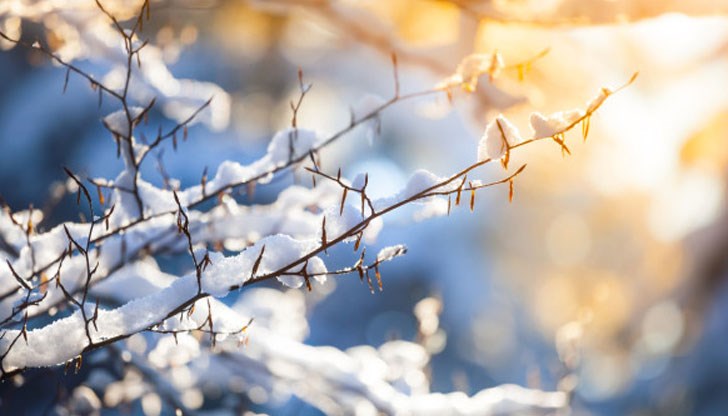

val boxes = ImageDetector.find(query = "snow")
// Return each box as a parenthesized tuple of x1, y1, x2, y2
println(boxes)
(0, 178, 349, 326)
(200, 234, 326, 294)
(478, 115, 522, 161)
(401, 384, 566, 415)
(586, 87, 612, 113)
(320, 204, 382, 243)
(160, 80, 230, 132)
(0, 220, 98, 318)
(443, 52, 505, 92)
(148, 333, 200, 368)
(92, 258, 175, 300)
(351, 173, 368, 192)
(267, 128, 320, 165)
(207, 320, 567, 415)
(0, 201, 568, 414)
(166, 127, 322, 207)
(0, 233, 327, 370)
(373, 170, 444, 211)
(91, 126, 326, 224)
(0, 207, 38, 254)
(276, 256, 327, 289)
(103, 107, 144, 138)
(88, 268, 569, 415)
(198, 182, 342, 246)
(233, 288, 309, 341)
(0, 2, 577, 414)
(529, 109, 585, 138)
(364, 169, 464, 222)
(376, 245, 407, 262)
(204, 160, 257, 193)
(412, 198, 449, 221)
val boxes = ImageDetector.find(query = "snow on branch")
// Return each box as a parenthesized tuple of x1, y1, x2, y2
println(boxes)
(0, 1, 636, 414)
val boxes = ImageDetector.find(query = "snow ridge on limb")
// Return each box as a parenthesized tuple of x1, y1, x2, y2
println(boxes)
(0, 234, 325, 372)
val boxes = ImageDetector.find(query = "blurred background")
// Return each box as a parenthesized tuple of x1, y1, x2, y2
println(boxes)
(2, 0, 728, 414)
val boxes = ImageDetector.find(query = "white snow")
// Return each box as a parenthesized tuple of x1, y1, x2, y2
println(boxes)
(0, 3, 574, 414)
(444, 52, 505, 91)
(148, 333, 200, 368)
(478, 115, 522, 161)
(373, 170, 442, 211)
(376, 245, 407, 262)
(0, 208, 41, 255)
(320, 204, 382, 243)
(103, 107, 144, 138)
(0, 234, 327, 370)
(167, 127, 322, 207)
(586, 87, 612, 113)
(529, 109, 585, 138)
(267, 128, 320, 165)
